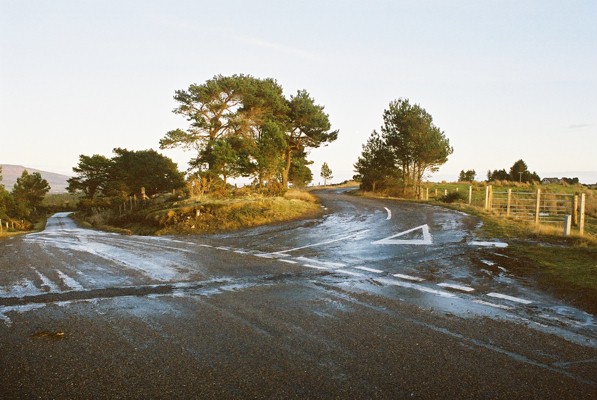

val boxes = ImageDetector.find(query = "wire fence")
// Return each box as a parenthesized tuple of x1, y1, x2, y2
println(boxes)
(424, 185, 594, 237)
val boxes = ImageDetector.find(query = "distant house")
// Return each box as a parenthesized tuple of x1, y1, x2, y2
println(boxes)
(541, 177, 561, 184)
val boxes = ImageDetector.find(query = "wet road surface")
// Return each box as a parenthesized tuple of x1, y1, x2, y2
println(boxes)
(1, 189, 596, 398)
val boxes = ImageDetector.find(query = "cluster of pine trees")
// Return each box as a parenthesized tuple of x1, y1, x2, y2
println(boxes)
(67, 148, 185, 200)
(0, 167, 50, 228)
(159, 74, 338, 190)
(354, 98, 453, 198)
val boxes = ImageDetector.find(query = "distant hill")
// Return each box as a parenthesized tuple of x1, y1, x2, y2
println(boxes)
(0, 164, 70, 193)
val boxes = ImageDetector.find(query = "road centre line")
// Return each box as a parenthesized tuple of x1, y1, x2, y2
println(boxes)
(473, 299, 514, 310)
(384, 207, 392, 220)
(271, 230, 370, 254)
(487, 292, 533, 305)
(355, 266, 384, 274)
(335, 269, 364, 277)
(392, 273, 425, 282)
(437, 283, 475, 293)
(303, 264, 329, 270)
(380, 278, 457, 298)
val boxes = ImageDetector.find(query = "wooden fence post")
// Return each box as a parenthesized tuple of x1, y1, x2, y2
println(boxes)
(468, 186, 472, 205)
(563, 215, 572, 236)
(535, 189, 541, 225)
(573, 195, 579, 225)
(579, 193, 586, 235)
(426, 188, 429, 201)
(484, 186, 490, 210)
(506, 189, 512, 217)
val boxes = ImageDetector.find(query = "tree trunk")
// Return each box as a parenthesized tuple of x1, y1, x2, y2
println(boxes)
(282, 149, 292, 188)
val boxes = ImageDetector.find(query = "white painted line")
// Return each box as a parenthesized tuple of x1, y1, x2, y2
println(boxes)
(487, 292, 533, 305)
(199, 244, 213, 248)
(272, 230, 370, 254)
(216, 246, 231, 251)
(392, 273, 425, 282)
(56, 271, 84, 291)
(303, 264, 329, 270)
(473, 299, 513, 310)
(335, 269, 364, 277)
(470, 241, 508, 248)
(384, 207, 392, 220)
(279, 259, 298, 265)
(234, 250, 249, 254)
(295, 257, 346, 268)
(255, 253, 274, 259)
(373, 224, 432, 245)
(355, 266, 384, 274)
(380, 278, 456, 298)
(437, 283, 475, 293)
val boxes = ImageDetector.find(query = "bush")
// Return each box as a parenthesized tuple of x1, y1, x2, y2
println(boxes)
(439, 191, 467, 203)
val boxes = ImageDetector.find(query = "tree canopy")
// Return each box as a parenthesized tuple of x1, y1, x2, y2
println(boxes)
(68, 149, 184, 198)
(11, 170, 50, 218)
(355, 99, 452, 197)
(160, 75, 338, 189)
(320, 162, 333, 185)
(487, 159, 540, 183)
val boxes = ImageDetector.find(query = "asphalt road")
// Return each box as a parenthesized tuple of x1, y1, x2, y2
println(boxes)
(1, 189, 596, 399)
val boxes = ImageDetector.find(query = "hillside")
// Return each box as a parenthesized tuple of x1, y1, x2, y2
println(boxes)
(0, 164, 70, 193)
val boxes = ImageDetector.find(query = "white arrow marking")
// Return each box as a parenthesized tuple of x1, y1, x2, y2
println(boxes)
(384, 207, 392, 220)
(372, 224, 432, 245)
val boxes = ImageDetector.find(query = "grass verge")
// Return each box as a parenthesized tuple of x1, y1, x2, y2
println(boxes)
(76, 189, 321, 236)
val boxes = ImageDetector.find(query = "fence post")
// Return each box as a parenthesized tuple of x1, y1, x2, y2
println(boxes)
(563, 215, 572, 236)
(579, 193, 586, 235)
(535, 188, 541, 225)
(573, 195, 579, 225)
(484, 186, 489, 210)
(468, 186, 472, 205)
(426, 188, 429, 201)
(0, 219, 2, 232)
(506, 189, 512, 217)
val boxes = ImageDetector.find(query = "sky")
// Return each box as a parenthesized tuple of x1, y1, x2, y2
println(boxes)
(1, 0, 596, 184)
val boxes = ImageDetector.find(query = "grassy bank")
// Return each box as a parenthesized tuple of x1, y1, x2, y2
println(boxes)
(77, 189, 321, 236)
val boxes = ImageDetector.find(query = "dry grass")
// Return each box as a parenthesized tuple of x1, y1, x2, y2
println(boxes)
(284, 189, 318, 203)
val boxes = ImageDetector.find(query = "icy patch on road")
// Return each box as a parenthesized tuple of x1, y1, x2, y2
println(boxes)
(0, 279, 41, 298)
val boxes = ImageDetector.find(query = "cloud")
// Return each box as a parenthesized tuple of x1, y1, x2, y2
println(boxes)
(568, 123, 594, 129)
(238, 36, 318, 61)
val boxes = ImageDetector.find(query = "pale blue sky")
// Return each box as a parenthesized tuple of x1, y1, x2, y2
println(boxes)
(1, 0, 596, 183)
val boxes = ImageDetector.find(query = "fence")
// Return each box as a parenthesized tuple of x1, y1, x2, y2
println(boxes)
(425, 185, 591, 237)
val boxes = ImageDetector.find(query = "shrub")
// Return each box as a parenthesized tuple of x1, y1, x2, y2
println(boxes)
(439, 191, 467, 203)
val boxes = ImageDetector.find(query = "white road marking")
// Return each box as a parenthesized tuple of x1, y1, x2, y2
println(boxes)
(199, 244, 213, 248)
(373, 224, 432, 245)
(487, 292, 532, 305)
(303, 264, 329, 270)
(380, 278, 457, 298)
(437, 283, 475, 293)
(272, 230, 370, 254)
(470, 241, 508, 248)
(392, 273, 425, 282)
(335, 269, 364, 277)
(234, 250, 249, 254)
(279, 259, 298, 264)
(355, 266, 384, 274)
(35, 270, 59, 292)
(56, 271, 84, 291)
(473, 299, 514, 310)
(255, 253, 274, 259)
(384, 207, 392, 220)
(216, 246, 231, 251)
